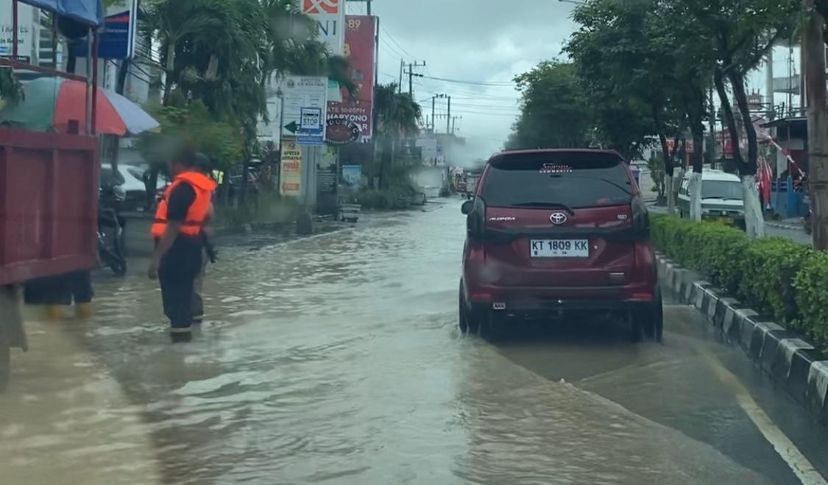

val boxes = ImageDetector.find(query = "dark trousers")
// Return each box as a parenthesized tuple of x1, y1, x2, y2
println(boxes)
(158, 245, 202, 331)
(191, 250, 208, 322)
(24, 271, 92, 305)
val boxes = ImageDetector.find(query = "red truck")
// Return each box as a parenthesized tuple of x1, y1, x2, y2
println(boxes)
(0, 126, 100, 391)
(0, 0, 103, 391)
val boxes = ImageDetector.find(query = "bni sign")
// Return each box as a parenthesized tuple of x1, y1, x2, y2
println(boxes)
(301, 0, 345, 56)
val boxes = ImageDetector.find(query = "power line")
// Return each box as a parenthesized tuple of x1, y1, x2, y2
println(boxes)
(419, 74, 515, 86)
(380, 25, 414, 59)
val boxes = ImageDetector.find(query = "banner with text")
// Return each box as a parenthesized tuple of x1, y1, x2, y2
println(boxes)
(326, 15, 375, 143)
(280, 139, 303, 197)
(301, 0, 345, 56)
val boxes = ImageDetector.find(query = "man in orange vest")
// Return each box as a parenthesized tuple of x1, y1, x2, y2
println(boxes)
(148, 150, 217, 342)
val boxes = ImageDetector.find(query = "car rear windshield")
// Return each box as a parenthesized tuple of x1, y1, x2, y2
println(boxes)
(702, 180, 743, 201)
(480, 153, 633, 209)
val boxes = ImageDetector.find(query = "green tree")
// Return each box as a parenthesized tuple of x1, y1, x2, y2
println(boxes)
(505, 61, 591, 150)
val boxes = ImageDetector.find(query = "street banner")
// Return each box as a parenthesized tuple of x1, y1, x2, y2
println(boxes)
(280, 75, 328, 145)
(0, 1, 34, 59)
(280, 138, 303, 197)
(326, 15, 375, 142)
(76, 0, 138, 59)
(301, 0, 345, 56)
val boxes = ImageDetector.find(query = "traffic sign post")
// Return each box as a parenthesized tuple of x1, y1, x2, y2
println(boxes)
(279, 76, 328, 146)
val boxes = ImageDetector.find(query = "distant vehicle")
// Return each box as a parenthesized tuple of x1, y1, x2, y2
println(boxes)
(677, 170, 745, 228)
(459, 149, 662, 341)
(100, 165, 167, 212)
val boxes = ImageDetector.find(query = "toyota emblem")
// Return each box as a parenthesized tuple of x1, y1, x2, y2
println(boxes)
(550, 212, 568, 225)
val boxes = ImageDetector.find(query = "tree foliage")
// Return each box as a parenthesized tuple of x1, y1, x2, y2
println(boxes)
(505, 61, 592, 150)
(136, 101, 243, 172)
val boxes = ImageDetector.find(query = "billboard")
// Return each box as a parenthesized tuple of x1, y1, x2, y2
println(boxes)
(301, 0, 345, 56)
(76, 0, 138, 59)
(280, 139, 303, 197)
(326, 15, 375, 142)
(0, 0, 34, 59)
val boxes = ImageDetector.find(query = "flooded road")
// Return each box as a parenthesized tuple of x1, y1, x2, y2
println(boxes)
(2, 201, 827, 484)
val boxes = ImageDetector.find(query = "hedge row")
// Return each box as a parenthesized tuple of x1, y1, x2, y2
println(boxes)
(651, 215, 828, 350)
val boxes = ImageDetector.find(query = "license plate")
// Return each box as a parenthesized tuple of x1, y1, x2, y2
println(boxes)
(530, 239, 589, 258)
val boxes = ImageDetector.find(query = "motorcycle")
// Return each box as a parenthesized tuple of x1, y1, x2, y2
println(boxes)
(98, 182, 128, 276)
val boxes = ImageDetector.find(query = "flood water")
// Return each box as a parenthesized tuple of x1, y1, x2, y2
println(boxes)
(2, 202, 823, 484)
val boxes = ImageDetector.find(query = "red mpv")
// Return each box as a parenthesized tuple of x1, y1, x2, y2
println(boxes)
(459, 149, 663, 341)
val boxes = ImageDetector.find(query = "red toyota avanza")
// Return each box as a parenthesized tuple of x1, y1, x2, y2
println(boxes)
(459, 149, 662, 341)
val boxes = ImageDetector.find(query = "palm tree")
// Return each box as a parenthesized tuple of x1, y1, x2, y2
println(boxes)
(373, 83, 422, 187)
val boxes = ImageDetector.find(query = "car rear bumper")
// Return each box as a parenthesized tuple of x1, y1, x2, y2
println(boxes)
(463, 282, 657, 314)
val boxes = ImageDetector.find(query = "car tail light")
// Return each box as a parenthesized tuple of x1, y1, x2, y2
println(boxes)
(634, 241, 656, 285)
(631, 196, 650, 236)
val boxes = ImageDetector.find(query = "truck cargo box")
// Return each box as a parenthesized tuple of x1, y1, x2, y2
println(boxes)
(0, 128, 99, 285)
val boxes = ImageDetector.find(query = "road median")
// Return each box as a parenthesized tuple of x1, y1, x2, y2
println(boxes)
(654, 215, 828, 424)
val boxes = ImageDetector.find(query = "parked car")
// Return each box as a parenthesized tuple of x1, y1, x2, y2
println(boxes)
(100, 165, 167, 212)
(459, 149, 662, 341)
(677, 170, 745, 228)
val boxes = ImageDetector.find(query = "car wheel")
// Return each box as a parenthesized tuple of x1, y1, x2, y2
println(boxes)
(479, 312, 504, 341)
(0, 320, 10, 393)
(636, 288, 664, 342)
(458, 283, 469, 334)
(629, 310, 645, 343)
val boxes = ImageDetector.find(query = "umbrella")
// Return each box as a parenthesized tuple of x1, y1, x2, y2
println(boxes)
(0, 77, 159, 135)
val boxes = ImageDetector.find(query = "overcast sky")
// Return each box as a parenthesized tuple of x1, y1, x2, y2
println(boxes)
(345, 0, 578, 162)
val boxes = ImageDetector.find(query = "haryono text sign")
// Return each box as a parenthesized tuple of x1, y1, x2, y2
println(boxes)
(301, 0, 345, 56)
(326, 15, 375, 143)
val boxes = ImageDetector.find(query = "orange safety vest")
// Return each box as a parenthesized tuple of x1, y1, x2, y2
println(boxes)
(151, 171, 217, 238)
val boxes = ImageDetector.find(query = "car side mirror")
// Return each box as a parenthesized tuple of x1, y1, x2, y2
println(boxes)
(461, 199, 474, 215)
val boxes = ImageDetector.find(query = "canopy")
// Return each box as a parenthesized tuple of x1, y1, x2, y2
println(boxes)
(19, 0, 104, 26)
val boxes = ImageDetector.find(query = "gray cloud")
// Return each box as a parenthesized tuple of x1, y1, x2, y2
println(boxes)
(352, 0, 578, 158)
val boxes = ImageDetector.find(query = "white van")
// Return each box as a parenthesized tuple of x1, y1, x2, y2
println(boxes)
(677, 170, 745, 228)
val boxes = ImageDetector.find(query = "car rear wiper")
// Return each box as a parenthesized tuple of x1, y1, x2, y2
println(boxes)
(511, 202, 575, 213)
(552, 175, 633, 196)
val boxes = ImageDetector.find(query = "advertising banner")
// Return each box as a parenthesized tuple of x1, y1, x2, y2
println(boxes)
(0, 0, 34, 59)
(301, 0, 345, 56)
(326, 15, 375, 142)
(76, 0, 138, 59)
(280, 139, 303, 197)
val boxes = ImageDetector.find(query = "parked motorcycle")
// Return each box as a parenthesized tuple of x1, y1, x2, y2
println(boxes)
(98, 182, 128, 276)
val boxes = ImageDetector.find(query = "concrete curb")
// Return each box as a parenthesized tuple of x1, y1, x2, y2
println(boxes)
(657, 254, 828, 424)
(765, 221, 803, 231)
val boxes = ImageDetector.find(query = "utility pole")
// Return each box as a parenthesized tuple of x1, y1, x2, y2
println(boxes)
(432, 94, 447, 133)
(446, 95, 451, 135)
(432, 96, 436, 133)
(451, 115, 462, 135)
(405, 60, 426, 96)
(398, 59, 404, 93)
(803, 0, 828, 249)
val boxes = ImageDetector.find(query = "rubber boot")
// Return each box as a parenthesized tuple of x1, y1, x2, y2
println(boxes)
(45, 305, 64, 321)
(75, 302, 93, 320)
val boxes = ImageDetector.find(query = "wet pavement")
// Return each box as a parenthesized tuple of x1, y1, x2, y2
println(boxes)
(2, 201, 827, 484)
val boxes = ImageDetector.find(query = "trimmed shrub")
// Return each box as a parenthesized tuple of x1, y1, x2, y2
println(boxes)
(651, 215, 823, 349)
(794, 253, 828, 349)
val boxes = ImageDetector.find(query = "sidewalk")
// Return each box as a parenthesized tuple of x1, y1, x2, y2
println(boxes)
(765, 217, 803, 231)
